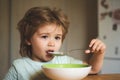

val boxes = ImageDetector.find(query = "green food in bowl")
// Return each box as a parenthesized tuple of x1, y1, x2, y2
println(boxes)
(42, 64, 89, 68)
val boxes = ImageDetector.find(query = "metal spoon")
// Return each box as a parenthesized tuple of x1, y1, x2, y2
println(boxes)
(49, 52, 65, 56)
(49, 49, 88, 56)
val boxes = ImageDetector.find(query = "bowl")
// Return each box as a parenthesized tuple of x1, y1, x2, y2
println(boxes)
(42, 64, 91, 80)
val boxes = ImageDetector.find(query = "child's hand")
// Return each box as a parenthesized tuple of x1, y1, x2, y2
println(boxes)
(85, 39, 106, 54)
(85, 39, 106, 74)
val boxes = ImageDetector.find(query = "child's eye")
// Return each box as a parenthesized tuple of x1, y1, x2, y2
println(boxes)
(55, 36, 61, 40)
(41, 35, 48, 39)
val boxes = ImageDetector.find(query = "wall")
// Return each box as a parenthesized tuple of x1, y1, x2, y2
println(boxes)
(98, 0, 120, 74)
(0, 0, 10, 79)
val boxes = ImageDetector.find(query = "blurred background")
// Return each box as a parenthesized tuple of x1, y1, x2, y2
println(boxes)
(0, 0, 120, 79)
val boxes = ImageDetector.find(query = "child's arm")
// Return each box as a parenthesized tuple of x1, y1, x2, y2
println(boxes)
(85, 39, 106, 74)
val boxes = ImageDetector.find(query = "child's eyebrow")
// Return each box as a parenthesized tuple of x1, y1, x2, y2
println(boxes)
(37, 33, 62, 36)
(38, 33, 49, 35)
(36, 33, 48, 35)
(56, 34, 62, 36)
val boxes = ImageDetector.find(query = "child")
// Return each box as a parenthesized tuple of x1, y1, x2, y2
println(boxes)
(4, 6, 106, 80)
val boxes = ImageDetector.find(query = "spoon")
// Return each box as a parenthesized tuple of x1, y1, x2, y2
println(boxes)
(49, 49, 88, 56)
(49, 52, 65, 56)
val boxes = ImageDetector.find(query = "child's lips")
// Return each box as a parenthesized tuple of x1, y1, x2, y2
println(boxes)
(46, 50, 54, 54)
(46, 50, 54, 57)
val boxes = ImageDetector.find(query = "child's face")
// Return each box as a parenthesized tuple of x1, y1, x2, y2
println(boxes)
(28, 24, 63, 62)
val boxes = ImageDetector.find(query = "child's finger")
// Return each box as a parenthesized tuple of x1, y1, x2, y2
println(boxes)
(89, 39, 97, 47)
(92, 40, 101, 51)
(85, 49, 91, 54)
(96, 43, 104, 51)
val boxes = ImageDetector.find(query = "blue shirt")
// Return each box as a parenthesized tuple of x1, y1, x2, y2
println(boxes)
(4, 56, 82, 80)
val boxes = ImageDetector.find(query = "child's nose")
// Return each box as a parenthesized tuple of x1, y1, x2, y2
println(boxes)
(48, 40, 55, 47)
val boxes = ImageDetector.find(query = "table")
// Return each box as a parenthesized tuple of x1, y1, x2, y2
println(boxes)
(83, 74, 120, 80)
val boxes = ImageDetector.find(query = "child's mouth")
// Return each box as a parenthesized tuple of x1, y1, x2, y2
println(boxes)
(46, 50, 54, 54)
(46, 50, 54, 57)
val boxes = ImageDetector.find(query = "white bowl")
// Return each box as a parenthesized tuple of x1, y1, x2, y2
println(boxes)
(42, 64, 91, 80)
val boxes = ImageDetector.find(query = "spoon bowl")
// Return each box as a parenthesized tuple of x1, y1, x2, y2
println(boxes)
(49, 52, 65, 56)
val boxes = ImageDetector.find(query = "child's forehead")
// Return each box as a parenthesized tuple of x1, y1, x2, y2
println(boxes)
(36, 24, 63, 34)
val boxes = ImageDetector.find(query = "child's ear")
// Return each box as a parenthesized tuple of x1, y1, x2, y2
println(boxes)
(26, 40, 31, 45)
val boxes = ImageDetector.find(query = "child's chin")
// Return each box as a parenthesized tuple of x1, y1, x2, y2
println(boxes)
(44, 56, 54, 62)
(46, 54, 54, 58)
